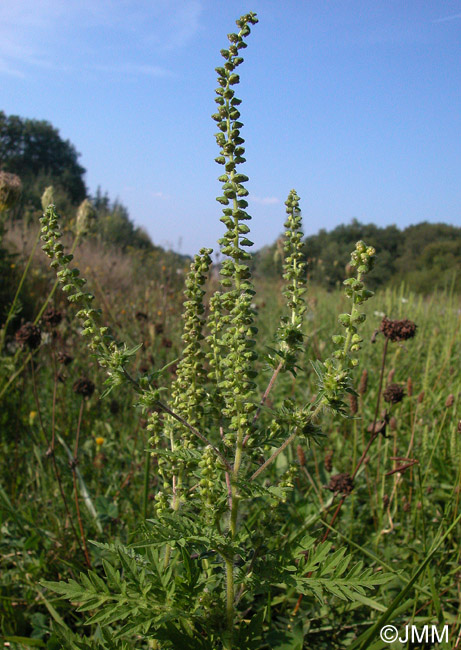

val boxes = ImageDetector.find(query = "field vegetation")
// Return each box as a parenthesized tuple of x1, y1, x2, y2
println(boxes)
(1, 12, 460, 650)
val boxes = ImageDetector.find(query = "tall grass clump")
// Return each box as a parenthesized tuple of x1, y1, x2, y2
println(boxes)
(34, 13, 395, 649)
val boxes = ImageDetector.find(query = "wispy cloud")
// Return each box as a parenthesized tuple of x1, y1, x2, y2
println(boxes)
(252, 196, 280, 206)
(433, 13, 461, 23)
(151, 191, 170, 200)
(0, 0, 202, 78)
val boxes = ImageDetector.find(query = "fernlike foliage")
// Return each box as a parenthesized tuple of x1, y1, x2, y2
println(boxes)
(41, 12, 386, 650)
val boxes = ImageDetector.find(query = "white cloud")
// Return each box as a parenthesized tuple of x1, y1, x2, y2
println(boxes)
(252, 196, 280, 205)
(433, 13, 461, 23)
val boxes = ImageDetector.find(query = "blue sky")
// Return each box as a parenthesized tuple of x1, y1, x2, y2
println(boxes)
(1, 1, 460, 255)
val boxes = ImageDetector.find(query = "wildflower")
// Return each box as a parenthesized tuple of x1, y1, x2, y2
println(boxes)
(95, 436, 105, 446)
(327, 473, 354, 496)
(380, 317, 417, 342)
(383, 383, 405, 405)
(73, 377, 95, 398)
(15, 323, 42, 349)
(29, 411, 37, 425)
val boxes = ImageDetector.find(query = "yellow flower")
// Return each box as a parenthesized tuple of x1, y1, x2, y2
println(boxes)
(95, 436, 105, 446)
(10, 263, 15, 269)
(29, 411, 37, 424)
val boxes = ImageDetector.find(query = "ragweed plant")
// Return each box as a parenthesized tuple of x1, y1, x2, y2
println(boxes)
(41, 12, 389, 650)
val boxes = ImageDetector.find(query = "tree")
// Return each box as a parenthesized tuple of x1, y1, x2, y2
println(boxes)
(0, 111, 87, 207)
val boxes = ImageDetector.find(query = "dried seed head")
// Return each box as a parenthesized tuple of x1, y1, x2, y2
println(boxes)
(42, 306, 63, 328)
(15, 322, 41, 349)
(76, 199, 96, 236)
(406, 377, 413, 397)
(73, 377, 95, 398)
(41, 186, 54, 211)
(349, 393, 358, 415)
(296, 444, 306, 466)
(57, 351, 73, 365)
(380, 317, 417, 342)
(387, 368, 395, 383)
(324, 449, 333, 473)
(367, 419, 387, 435)
(0, 171, 22, 211)
(327, 473, 354, 496)
(389, 416, 398, 431)
(358, 369, 368, 395)
(417, 391, 425, 404)
(383, 383, 405, 405)
(445, 394, 455, 408)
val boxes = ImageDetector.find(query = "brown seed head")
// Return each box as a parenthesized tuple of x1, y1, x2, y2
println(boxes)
(349, 393, 358, 415)
(15, 322, 41, 349)
(327, 473, 354, 496)
(42, 306, 63, 328)
(57, 351, 73, 365)
(296, 444, 306, 466)
(417, 391, 425, 404)
(445, 394, 455, 408)
(324, 449, 333, 473)
(390, 416, 397, 431)
(0, 171, 22, 211)
(387, 368, 395, 383)
(383, 383, 405, 405)
(406, 377, 413, 397)
(358, 369, 368, 395)
(73, 377, 95, 398)
(380, 317, 417, 342)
